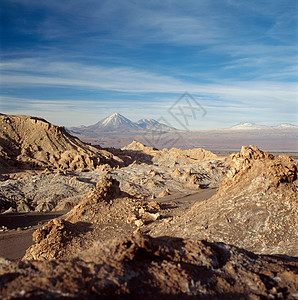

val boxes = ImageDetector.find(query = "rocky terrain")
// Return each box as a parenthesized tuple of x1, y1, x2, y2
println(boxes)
(0, 114, 123, 180)
(150, 146, 298, 256)
(0, 114, 297, 299)
(1, 233, 297, 299)
(0, 140, 226, 213)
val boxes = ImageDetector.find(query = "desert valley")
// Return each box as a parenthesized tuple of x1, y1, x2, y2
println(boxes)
(0, 113, 297, 299)
(2, 0, 298, 298)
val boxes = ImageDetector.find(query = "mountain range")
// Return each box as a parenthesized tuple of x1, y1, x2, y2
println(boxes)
(67, 113, 176, 135)
(66, 113, 298, 150)
(68, 113, 298, 134)
(227, 122, 298, 130)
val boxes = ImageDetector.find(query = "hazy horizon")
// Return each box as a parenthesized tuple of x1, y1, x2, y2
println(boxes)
(1, 0, 297, 130)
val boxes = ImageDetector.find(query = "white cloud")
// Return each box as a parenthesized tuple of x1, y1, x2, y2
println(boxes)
(1, 58, 297, 129)
(1, 58, 297, 102)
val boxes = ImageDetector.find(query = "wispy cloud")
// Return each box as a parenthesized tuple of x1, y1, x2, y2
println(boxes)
(1, 58, 297, 98)
(1, 0, 297, 129)
(1, 58, 297, 128)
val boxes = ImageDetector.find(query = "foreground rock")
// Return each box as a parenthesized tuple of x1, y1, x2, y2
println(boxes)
(0, 114, 123, 180)
(24, 175, 155, 260)
(1, 233, 297, 299)
(150, 146, 298, 256)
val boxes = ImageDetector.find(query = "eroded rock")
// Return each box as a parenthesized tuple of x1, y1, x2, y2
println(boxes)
(150, 146, 298, 256)
(1, 234, 298, 299)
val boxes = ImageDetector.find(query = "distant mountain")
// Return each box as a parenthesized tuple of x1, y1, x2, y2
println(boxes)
(67, 113, 176, 136)
(227, 122, 298, 131)
(88, 113, 141, 133)
(275, 123, 298, 129)
(136, 119, 176, 131)
(228, 123, 271, 130)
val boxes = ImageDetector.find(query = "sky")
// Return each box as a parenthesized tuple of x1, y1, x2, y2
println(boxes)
(0, 0, 297, 130)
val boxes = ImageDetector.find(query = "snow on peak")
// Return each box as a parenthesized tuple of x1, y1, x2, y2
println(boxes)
(228, 123, 270, 130)
(227, 122, 298, 131)
(136, 118, 176, 130)
(275, 123, 298, 129)
(98, 113, 141, 131)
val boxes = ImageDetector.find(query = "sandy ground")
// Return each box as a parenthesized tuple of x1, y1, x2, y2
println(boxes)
(0, 189, 217, 261)
(0, 211, 67, 260)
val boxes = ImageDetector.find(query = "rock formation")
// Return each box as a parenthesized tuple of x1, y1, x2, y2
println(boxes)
(0, 114, 123, 180)
(150, 146, 298, 256)
(24, 175, 160, 260)
(122, 140, 220, 166)
(1, 112, 297, 299)
(1, 233, 297, 299)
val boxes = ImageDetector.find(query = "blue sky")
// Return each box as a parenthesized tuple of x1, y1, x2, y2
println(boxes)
(0, 0, 297, 129)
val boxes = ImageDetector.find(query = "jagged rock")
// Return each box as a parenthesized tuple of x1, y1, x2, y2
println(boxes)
(0, 114, 123, 180)
(145, 201, 161, 212)
(16, 201, 31, 212)
(24, 218, 79, 260)
(23, 175, 142, 260)
(35, 201, 55, 212)
(65, 174, 123, 223)
(150, 146, 298, 256)
(143, 211, 160, 220)
(134, 219, 144, 227)
(122, 141, 220, 167)
(157, 188, 171, 198)
(1, 234, 297, 299)
(222, 145, 297, 189)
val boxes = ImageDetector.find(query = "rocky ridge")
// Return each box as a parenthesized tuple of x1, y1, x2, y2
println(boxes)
(0, 140, 226, 213)
(150, 146, 298, 255)
(0, 114, 123, 180)
(23, 175, 152, 260)
(122, 140, 219, 166)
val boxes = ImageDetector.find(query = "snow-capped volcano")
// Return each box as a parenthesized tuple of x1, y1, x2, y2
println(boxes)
(94, 113, 141, 132)
(67, 113, 177, 135)
(227, 122, 298, 131)
(275, 123, 298, 129)
(228, 123, 271, 130)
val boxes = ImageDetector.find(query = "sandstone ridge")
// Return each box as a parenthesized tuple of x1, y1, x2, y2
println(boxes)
(0, 114, 123, 179)
(150, 145, 298, 255)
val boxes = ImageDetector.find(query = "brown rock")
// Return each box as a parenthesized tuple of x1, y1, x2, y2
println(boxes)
(24, 218, 79, 260)
(0, 114, 123, 180)
(1, 234, 297, 299)
(157, 188, 171, 198)
(150, 146, 298, 256)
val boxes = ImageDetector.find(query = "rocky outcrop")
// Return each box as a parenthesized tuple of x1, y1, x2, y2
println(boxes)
(65, 174, 123, 223)
(0, 114, 123, 180)
(23, 218, 81, 260)
(122, 141, 220, 167)
(221, 145, 297, 191)
(150, 146, 298, 256)
(23, 175, 162, 260)
(1, 233, 298, 299)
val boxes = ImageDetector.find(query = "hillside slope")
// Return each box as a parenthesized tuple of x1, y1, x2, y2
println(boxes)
(150, 145, 298, 255)
(0, 114, 123, 179)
